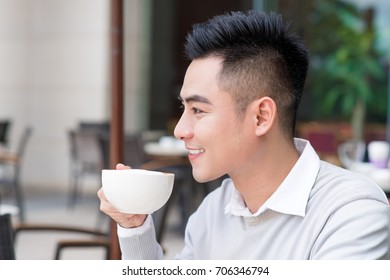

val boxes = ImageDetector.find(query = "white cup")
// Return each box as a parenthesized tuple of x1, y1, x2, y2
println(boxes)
(102, 169, 174, 214)
(367, 141, 390, 169)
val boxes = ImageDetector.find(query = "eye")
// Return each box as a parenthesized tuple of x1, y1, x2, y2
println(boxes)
(192, 107, 204, 114)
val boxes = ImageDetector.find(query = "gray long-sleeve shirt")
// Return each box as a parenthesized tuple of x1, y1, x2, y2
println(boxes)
(117, 139, 390, 259)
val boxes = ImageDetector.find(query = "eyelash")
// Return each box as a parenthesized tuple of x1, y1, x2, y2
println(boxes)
(179, 103, 203, 114)
(192, 108, 203, 114)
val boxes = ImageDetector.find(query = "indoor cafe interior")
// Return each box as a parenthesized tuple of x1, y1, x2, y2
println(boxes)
(1, 0, 390, 260)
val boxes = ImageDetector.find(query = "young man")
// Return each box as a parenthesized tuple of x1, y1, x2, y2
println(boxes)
(98, 10, 389, 259)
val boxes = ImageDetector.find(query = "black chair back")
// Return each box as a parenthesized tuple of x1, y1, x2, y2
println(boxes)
(0, 213, 15, 260)
(0, 120, 11, 146)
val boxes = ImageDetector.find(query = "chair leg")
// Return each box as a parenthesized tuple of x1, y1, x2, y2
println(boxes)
(68, 170, 80, 208)
(13, 174, 25, 222)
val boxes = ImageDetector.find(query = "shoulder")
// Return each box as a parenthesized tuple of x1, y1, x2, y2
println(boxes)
(306, 161, 388, 228)
(309, 161, 389, 213)
(308, 162, 390, 259)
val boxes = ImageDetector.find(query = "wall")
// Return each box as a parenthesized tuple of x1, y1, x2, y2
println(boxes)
(0, 0, 146, 191)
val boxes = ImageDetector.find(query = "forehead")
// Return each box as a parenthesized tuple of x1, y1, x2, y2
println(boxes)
(180, 57, 224, 101)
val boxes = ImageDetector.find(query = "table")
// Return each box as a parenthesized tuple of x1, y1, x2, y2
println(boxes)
(143, 138, 188, 157)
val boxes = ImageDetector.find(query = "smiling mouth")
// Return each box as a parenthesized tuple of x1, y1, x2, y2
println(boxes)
(189, 149, 205, 155)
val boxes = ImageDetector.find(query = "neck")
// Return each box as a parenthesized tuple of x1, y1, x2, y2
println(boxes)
(230, 138, 299, 213)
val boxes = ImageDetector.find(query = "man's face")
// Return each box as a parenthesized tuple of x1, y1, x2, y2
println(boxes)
(174, 57, 256, 183)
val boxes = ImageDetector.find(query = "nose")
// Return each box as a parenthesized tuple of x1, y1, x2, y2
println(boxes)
(174, 113, 193, 140)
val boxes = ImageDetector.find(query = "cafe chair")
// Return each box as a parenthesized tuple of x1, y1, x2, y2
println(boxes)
(78, 121, 110, 168)
(12, 222, 110, 260)
(0, 120, 11, 147)
(123, 133, 149, 168)
(0, 213, 15, 260)
(1, 189, 109, 260)
(79, 121, 110, 135)
(68, 129, 105, 208)
(10, 175, 178, 260)
(10, 201, 178, 260)
(0, 126, 33, 222)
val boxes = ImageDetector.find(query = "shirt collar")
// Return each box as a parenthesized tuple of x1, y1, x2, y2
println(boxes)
(224, 138, 320, 218)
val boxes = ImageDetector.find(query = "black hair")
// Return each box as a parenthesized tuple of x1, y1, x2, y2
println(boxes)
(184, 10, 309, 138)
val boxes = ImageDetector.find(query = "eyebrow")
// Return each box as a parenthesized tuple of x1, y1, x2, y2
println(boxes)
(177, 94, 212, 105)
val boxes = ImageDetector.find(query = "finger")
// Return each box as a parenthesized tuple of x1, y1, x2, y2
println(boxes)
(99, 194, 117, 213)
(97, 188, 107, 201)
(116, 163, 131, 170)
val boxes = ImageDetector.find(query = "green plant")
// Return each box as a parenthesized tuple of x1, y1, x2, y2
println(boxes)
(307, 0, 387, 140)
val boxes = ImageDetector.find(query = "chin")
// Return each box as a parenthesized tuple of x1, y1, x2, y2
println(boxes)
(192, 170, 207, 183)
(192, 170, 221, 184)
(192, 174, 207, 183)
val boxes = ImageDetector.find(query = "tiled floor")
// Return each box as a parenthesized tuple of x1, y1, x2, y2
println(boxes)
(2, 185, 185, 260)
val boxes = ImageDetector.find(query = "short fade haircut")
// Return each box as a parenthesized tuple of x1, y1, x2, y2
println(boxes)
(184, 10, 309, 138)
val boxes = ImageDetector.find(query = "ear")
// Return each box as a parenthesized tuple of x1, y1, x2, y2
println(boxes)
(253, 97, 277, 136)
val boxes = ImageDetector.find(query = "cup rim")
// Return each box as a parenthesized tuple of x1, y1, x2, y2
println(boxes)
(102, 168, 174, 176)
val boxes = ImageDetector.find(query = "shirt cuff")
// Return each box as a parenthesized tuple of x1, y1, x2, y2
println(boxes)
(117, 214, 152, 238)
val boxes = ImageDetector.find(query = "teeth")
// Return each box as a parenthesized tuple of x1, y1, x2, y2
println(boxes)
(189, 149, 205, 155)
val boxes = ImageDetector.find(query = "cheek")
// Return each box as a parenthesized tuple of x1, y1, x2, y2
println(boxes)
(195, 115, 231, 141)
(198, 115, 243, 155)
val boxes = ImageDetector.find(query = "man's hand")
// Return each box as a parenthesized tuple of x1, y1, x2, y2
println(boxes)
(97, 163, 147, 228)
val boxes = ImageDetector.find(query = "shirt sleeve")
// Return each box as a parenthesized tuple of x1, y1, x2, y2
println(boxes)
(117, 214, 164, 260)
(311, 197, 390, 260)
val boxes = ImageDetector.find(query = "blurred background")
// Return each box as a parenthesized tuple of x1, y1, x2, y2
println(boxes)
(1, 0, 389, 259)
